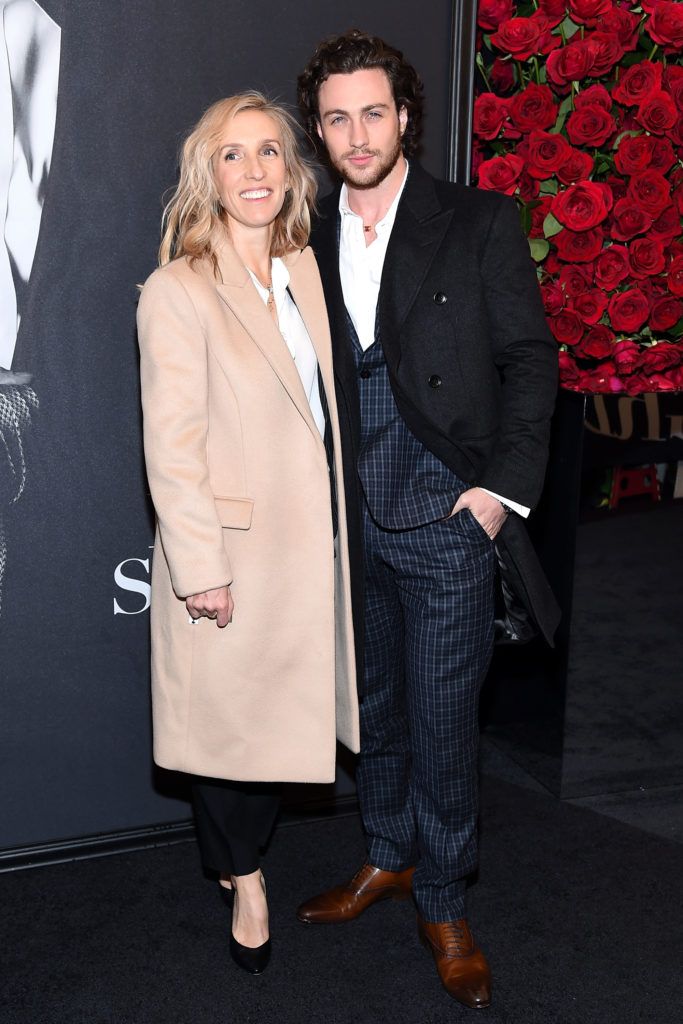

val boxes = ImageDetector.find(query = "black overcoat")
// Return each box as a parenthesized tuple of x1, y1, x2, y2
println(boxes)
(310, 162, 561, 660)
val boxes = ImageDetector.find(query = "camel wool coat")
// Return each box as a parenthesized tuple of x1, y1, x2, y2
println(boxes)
(137, 237, 359, 783)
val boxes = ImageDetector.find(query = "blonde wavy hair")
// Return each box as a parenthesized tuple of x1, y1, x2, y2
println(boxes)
(159, 93, 317, 272)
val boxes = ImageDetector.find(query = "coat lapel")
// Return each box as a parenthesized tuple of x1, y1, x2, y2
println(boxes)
(211, 238, 322, 442)
(309, 195, 360, 415)
(378, 164, 453, 365)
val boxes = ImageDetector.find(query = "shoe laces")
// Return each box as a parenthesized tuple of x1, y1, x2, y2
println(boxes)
(441, 921, 470, 956)
(348, 861, 374, 891)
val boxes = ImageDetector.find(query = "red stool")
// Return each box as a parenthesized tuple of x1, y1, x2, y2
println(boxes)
(609, 464, 660, 509)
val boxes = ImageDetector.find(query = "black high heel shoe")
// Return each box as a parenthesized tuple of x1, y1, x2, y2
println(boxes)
(229, 932, 271, 975)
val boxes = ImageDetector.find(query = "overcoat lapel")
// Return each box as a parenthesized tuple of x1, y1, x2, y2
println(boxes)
(212, 240, 322, 444)
(377, 164, 453, 366)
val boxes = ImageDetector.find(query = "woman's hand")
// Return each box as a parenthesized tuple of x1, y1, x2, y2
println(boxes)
(186, 585, 234, 627)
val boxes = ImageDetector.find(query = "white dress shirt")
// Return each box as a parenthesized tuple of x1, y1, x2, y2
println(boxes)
(0, 0, 61, 369)
(248, 257, 325, 440)
(337, 162, 529, 518)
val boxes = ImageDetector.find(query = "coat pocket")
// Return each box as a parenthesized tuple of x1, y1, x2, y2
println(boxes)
(213, 496, 254, 530)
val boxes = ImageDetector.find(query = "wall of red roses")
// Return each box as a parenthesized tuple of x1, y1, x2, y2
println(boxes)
(473, 0, 683, 395)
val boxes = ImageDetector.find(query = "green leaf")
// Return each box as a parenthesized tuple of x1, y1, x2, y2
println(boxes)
(543, 212, 564, 238)
(595, 159, 612, 175)
(669, 318, 683, 338)
(612, 129, 640, 151)
(539, 178, 559, 195)
(559, 15, 580, 40)
(520, 204, 532, 236)
(558, 95, 574, 118)
(529, 238, 550, 263)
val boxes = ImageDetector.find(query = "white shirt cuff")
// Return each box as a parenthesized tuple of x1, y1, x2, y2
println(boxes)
(480, 488, 530, 519)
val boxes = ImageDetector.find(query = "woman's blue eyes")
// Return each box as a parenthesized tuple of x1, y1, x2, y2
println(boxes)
(223, 147, 279, 161)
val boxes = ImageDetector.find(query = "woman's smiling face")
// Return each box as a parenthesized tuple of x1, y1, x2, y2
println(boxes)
(213, 109, 288, 238)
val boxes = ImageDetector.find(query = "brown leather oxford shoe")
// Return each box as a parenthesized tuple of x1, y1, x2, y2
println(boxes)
(296, 862, 415, 924)
(417, 916, 491, 1009)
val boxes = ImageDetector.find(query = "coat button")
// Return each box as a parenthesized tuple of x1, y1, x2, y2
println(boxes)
(433, 292, 447, 305)
(428, 374, 442, 388)
(360, 369, 371, 379)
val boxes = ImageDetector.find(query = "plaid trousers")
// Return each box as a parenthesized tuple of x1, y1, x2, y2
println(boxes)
(357, 503, 496, 922)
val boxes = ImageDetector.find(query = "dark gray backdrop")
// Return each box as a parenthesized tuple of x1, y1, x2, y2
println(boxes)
(0, 0, 455, 857)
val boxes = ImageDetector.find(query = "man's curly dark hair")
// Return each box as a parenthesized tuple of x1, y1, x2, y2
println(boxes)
(297, 29, 424, 157)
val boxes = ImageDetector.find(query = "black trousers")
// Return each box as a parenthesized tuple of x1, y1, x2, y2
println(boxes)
(192, 778, 281, 877)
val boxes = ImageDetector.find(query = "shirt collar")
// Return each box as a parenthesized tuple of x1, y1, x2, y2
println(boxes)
(338, 159, 410, 233)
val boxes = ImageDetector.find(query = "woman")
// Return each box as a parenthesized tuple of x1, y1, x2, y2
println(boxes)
(137, 94, 359, 975)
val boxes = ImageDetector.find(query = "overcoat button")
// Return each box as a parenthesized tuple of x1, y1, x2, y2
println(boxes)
(433, 292, 447, 305)
(360, 369, 371, 379)
(428, 374, 442, 388)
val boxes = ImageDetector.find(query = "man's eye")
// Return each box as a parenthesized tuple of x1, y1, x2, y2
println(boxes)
(330, 116, 345, 126)
(366, 111, 381, 120)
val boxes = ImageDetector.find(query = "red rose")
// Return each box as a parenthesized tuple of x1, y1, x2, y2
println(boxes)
(636, 90, 678, 136)
(610, 200, 654, 242)
(529, 195, 554, 238)
(640, 342, 683, 373)
(577, 361, 623, 393)
(647, 2, 683, 54)
(490, 14, 551, 60)
(608, 289, 650, 333)
(613, 61, 663, 107)
(558, 350, 581, 388)
(477, 0, 515, 31)
(641, 277, 669, 303)
(667, 255, 683, 298)
(473, 93, 509, 140)
(594, 245, 630, 290)
(549, 309, 585, 347)
(509, 84, 558, 132)
(579, 325, 615, 359)
(560, 264, 593, 297)
(664, 70, 683, 114)
(649, 206, 681, 244)
(613, 339, 641, 376)
(596, 7, 640, 50)
(649, 297, 683, 333)
(614, 135, 653, 176)
(575, 84, 613, 112)
(541, 280, 564, 316)
(517, 170, 540, 201)
(477, 153, 525, 195)
(557, 149, 594, 186)
(585, 32, 625, 78)
(555, 226, 605, 264)
(675, 186, 683, 217)
(671, 113, 683, 148)
(551, 181, 612, 231)
(622, 372, 650, 395)
(490, 57, 516, 93)
(526, 129, 571, 179)
(605, 175, 628, 205)
(571, 289, 609, 325)
(628, 237, 666, 280)
(567, 104, 616, 148)
(568, 0, 612, 27)
(546, 41, 595, 90)
(538, 0, 567, 24)
(627, 171, 671, 217)
(650, 138, 676, 174)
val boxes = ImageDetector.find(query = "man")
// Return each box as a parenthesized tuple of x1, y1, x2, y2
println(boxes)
(296, 30, 558, 1009)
